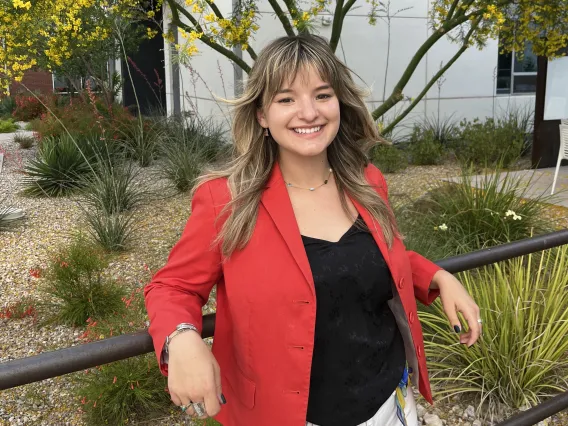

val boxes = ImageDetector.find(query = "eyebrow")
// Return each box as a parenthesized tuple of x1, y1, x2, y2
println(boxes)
(276, 84, 332, 94)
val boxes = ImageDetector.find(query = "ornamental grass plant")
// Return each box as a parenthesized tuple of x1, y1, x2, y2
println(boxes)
(157, 117, 229, 193)
(39, 235, 126, 326)
(398, 164, 554, 259)
(371, 143, 408, 174)
(22, 134, 96, 197)
(420, 246, 568, 415)
(77, 354, 171, 426)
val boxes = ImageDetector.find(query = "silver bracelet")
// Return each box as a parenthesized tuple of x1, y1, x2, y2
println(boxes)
(164, 323, 200, 355)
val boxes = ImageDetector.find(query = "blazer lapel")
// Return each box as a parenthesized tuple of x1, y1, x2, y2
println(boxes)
(260, 162, 315, 296)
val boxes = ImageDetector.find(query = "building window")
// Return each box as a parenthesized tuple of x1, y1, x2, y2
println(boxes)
(496, 41, 538, 95)
(52, 74, 102, 94)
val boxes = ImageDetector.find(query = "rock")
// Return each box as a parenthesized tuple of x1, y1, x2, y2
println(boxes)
(464, 405, 475, 420)
(424, 413, 444, 426)
(416, 403, 427, 418)
(472, 421, 482, 426)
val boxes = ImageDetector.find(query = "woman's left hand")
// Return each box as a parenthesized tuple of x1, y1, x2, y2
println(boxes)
(430, 270, 481, 347)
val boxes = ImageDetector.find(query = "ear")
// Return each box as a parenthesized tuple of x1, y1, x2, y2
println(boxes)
(256, 108, 268, 129)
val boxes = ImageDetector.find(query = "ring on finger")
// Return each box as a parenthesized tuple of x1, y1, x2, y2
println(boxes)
(192, 402, 206, 417)
(477, 318, 483, 324)
(180, 405, 188, 413)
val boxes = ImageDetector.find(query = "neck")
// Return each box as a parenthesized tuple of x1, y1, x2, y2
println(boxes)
(278, 150, 331, 188)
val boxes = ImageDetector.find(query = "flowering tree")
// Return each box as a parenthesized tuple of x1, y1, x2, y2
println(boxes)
(163, 0, 568, 132)
(0, 0, 151, 93)
(3, 0, 568, 128)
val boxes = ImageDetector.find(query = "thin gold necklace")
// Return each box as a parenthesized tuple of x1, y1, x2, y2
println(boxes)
(285, 168, 333, 192)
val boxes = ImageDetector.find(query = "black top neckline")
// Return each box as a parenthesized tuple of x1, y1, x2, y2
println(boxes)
(301, 215, 362, 244)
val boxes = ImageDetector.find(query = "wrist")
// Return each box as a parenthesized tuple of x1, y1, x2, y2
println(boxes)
(165, 323, 201, 354)
(430, 269, 448, 290)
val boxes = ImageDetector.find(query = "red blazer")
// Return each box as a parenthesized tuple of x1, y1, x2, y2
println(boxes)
(144, 163, 442, 426)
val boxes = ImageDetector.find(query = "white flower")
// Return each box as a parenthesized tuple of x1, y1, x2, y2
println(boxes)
(438, 223, 448, 231)
(505, 210, 521, 220)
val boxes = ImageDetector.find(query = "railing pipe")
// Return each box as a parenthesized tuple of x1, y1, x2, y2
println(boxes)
(495, 391, 568, 426)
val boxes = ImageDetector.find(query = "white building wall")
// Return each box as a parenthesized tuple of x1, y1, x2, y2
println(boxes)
(163, 0, 536, 135)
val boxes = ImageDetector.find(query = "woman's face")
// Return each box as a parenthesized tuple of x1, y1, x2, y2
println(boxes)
(257, 66, 340, 159)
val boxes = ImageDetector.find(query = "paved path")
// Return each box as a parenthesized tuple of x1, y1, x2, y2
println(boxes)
(446, 166, 568, 208)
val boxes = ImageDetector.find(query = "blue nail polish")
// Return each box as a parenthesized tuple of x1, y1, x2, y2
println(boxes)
(453, 325, 461, 333)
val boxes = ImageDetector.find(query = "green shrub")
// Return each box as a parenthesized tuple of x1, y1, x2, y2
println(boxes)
(0, 96, 17, 118)
(418, 114, 458, 147)
(371, 143, 408, 174)
(31, 99, 133, 140)
(84, 210, 136, 252)
(408, 127, 444, 165)
(77, 354, 171, 426)
(398, 165, 554, 258)
(0, 119, 18, 133)
(115, 119, 162, 167)
(420, 246, 568, 412)
(81, 160, 146, 214)
(40, 235, 126, 326)
(14, 133, 35, 149)
(22, 134, 98, 197)
(453, 117, 525, 167)
(12, 93, 47, 121)
(157, 118, 229, 192)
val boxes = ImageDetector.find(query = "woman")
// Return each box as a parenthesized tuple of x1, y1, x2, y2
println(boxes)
(144, 34, 481, 426)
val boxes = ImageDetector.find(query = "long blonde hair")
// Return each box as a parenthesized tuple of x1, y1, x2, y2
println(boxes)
(195, 34, 398, 257)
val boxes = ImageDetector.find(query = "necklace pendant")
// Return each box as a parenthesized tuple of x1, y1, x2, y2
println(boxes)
(309, 188, 315, 191)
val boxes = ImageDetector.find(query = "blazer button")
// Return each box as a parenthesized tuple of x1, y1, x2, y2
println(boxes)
(397, 277, 404, 290)
(408, 311, 415, 325)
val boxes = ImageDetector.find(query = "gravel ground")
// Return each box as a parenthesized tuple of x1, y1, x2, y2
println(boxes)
(1, 129, 567, 425)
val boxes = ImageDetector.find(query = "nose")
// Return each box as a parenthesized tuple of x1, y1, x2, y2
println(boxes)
(297, 97, 319, 122)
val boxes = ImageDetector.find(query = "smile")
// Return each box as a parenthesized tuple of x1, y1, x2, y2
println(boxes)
(293, 125, 324, 134)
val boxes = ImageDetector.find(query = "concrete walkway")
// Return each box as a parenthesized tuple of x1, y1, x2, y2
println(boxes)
(446, 166, 568, 208)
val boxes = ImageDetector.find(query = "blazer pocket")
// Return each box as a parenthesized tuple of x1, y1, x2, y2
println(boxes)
(223, 365, 256, 409)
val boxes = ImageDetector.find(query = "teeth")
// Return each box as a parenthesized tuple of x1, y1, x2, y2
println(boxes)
(294, 126, 321, 134)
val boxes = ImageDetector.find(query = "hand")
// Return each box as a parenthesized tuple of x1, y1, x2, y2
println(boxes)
(430, 270, 481, 347)
(167, 330, 225, 419)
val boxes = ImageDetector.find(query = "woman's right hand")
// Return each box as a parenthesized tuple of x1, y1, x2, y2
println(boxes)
(167, 330, 225, 419)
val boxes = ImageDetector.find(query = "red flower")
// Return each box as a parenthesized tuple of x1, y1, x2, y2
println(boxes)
(29, 268, 41, 279)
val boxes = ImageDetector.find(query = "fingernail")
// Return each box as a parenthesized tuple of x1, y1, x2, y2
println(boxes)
(219, 393, 226, 404)
(453, 325, 461, 333)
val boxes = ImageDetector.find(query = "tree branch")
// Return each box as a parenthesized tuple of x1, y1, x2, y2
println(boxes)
(342, 0, 357, 17)
(282, 0, 300, 21)
(267, 0, 296, 36)
(167, 0, 252, 73)
(329, 0, 345, 52)
(446, 0, 460, 20)
(371, 12, 471, 120)
(382, 17, 482, 134)
(203, 0, 258, 60)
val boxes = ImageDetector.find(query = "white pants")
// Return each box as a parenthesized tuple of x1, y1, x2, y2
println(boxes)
(306, 386, 418, 426)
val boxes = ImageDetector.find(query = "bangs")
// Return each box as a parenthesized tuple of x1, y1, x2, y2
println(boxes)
(259, 39, 336, 108)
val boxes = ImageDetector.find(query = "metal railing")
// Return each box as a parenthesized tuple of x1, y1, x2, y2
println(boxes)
(2, 230, 568, 425)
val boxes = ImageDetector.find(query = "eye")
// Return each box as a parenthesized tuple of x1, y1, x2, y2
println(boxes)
(317, 93, 333, 100)
(277, 97, 293, 104)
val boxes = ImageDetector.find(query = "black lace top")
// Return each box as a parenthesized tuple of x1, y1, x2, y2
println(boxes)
(303, 217, 406, 426)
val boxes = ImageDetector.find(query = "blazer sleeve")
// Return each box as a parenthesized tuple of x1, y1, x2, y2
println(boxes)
(374, 165, 442, 306)
(144, 181, 223, 374)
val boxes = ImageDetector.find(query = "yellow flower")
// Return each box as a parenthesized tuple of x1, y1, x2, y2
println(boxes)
(204, 13, 216, 22)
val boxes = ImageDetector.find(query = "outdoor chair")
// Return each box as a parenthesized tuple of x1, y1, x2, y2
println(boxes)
(551, 123, 568, 195)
